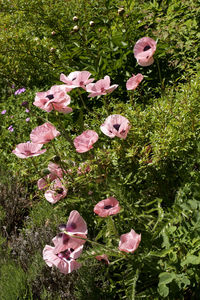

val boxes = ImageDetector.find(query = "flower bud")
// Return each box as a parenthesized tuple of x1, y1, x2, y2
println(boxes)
(51, 31, 56, 36)
(118, 7, 125, 15)
(73, 16, 79, 22)
(73, 25, 79, 32)
(89, 21, 95, 27)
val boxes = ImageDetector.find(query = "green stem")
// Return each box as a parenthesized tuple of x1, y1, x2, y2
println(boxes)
(78, 89, 90, 112)
(156, 58, 165, 95)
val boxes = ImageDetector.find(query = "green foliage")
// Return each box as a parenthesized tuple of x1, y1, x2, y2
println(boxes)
(1, 0, 200, 299)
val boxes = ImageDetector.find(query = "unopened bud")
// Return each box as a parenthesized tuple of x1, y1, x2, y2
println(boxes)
(73, 25, 79, 32)
(89, 21, 95, 27)
(73, 16, 79, 22)
(118, 7, 125, 15)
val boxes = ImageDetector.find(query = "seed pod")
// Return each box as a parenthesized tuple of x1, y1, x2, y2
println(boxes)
(73, 16, 79, 22)
(89, 21, 95, 27)
(118, 7, 125, 15)
(73, 25, 79, 32)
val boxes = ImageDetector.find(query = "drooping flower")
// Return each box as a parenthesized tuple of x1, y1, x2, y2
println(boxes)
(126, 74, 144, 90)
(14, 87, 26, 95)
(1, 109, 6, 115)
(73, 130, 99, 153)
(86, 75, 118, 97)
(100, 114, 130, 139)
(48, 162, 63, 178)
(118, 229, 141, 253)
(94, 197, 121, 217)
(60, 71, 94, 90)
(30, 123, 60, 144)
(33, 85, 72, 113)
(43, 235, 83, 274)
(12, 142, 46, 158)
(133, 37, 156, 67)
(95, 254, 110, 265)
(44, 178, 67, 204)
(37, 173, 57, 190)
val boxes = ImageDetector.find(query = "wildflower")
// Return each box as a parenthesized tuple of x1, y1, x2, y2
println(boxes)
(12, 142, 46, 158)
(74, 130, 98, 153)
(1, 110, 6, 115)
(33, 85, 72, 113)
(44, 178, 67, 204)
(118, 229, 141, 253)
(21, 101, 28, 107)
(8, 125, 14, 132)
(133, 37, 156, 66)
(37, 173, 57, 190)
(25, 108, 30, 113)
(26, 118, 30, 122)
(86, 75, 118, 97)
(94, 197, 120, 217)
(60, 71, 94, 90)
(100, 114, 130, 139)
(14, 87, 26, 95)
(95, 254, 110, 265)
(30, 122, 60, 144)
(126, 74, 144, 90)
(59, 210, 88, 236)
(48, 162, 63, 178)
(43, 235, 84, 274)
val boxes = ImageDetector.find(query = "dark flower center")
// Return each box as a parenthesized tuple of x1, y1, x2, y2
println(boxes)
(46, 94, 54, 100)
(143, 45, 151, 51)
(113, 124, 120, 131)
(56, 188, 63, 194)
(67, 222, 77, 231)
(104, 205, 113, 210)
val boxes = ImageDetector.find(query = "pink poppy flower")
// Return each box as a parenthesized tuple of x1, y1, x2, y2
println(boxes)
(37, 173, 57, 190)
(95, 254, 110, 265)
(30, 123, 60, 144)
(44, 178, 67, 204)
(48, 162, 64, 178)
(12, 142, 46, 158)
(94, 197, 121, 217)
(73, 130, 99, 153)
(118, 229, 141, 253)
(43, 235, 84, 274)
(100, 114, 130, 139)
(126, 74, 144, 90)
(60, 71, 94, 89)
(64, 210, 88, 236)
(86, 75, 118, 97)
(133, 37, 156, 66)
(33, 85, 72, 113)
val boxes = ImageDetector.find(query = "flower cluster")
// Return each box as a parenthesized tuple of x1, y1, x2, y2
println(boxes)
(12, 36, 156, 275)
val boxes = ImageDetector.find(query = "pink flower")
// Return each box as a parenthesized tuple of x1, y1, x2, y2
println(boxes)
(74, 130, 99, 153)
(94, 197, 121, 217)
(133, 37, 156, 66)
(30, 123, 60, 144)
(33, 85, 72, 113)
(26, 118, 30, 122)
(60, 71, 94, 89)
(12, 142, 46, 158)
(8, 125, 14, 132)
(95, 254, 110, 265)
(37, 173, 57, 190)
(64, 210, 88, 236)
(43, 235, 84, 274)
(118, 229, 141, 253)
(1, 109, 6, 114)
(44, 178, 67, 204)
(126, 74, 144, 90)
(48, 162, 63, 178)
(100, 114, 130, 139)
(86, 75, 118, 97)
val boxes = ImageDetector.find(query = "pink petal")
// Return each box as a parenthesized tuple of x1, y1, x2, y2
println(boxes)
(119, 229, 141, 253)
(126, 74, 143, 90)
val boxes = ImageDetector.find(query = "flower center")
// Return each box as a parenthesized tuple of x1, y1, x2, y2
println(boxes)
(46, 94, 54, 100)
(56, 188, 64, 194)
(143, 45, 151, 51)
(113, 124, 120, 131)
(67, 222, 77, 231)
(104, 205, 113, 209)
